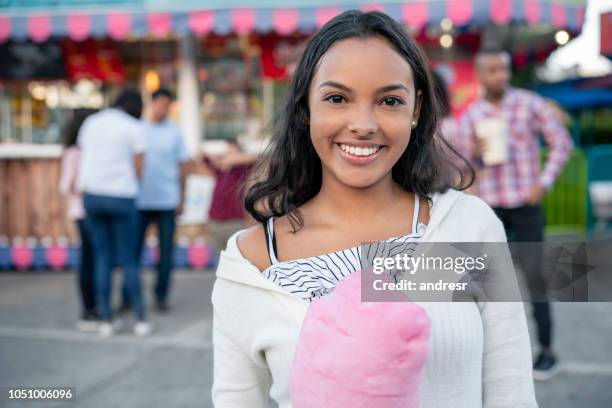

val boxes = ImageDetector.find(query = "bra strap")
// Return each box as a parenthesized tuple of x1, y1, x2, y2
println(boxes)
(263, 217, 279, 265)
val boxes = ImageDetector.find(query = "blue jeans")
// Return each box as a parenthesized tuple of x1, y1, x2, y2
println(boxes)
(124, 209, 176, 305)
(76, 219, 96, 317)
(83, 194, 145, 321)
(141, 209, 176, 302)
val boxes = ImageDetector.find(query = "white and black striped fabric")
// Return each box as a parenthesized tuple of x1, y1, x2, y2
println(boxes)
(262, 198, 427, 302)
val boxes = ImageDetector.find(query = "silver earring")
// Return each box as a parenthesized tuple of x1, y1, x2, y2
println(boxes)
(411, 120, 417, 128)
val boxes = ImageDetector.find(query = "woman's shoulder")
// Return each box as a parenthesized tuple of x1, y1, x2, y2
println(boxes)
(235, 222, 272, 273)
(452, 190, 496, 216)
(435, 189, 505, 240)
(436, 189, 491, 214)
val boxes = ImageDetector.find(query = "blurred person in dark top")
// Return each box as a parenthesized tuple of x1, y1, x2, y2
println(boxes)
(454, 49, 573, 381)
(77, 89, 152, 337)
(59, 108, 98, 332)
(128, 88, 191, 312)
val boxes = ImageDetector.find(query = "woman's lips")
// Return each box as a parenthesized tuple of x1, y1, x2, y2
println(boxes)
(335, 142, 385, 165)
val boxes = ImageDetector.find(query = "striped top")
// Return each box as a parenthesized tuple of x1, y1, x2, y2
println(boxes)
(262, 197, 427, 302)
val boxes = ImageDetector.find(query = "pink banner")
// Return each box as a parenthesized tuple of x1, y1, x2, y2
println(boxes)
(189, 10, 214, 35)
(231, 8, 255, 35)
(360, 3, 385, 13)
(28, 14, 51, 42)
(148, 13, 172, 37)
(316, 7, 341, 28)
(0, 16, 11, 43)
(524, 0, 541, 25)
(491, 0, 512, 24)
(402, 2, 428, 30)
(273, 8, 299, 35)
(551, 3, 567, 29)
(67, 14, 91, 41)
(107, 13, 131, 40)
(448, 0, 473, 25)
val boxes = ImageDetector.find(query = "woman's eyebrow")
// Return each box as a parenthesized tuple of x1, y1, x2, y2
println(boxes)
(376, 84, 410, 94)
(318, 81, 352, 93)
(317, 81, 410, 94)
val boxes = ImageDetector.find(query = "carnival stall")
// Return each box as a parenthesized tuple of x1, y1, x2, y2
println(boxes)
(0, 0, 587, 269)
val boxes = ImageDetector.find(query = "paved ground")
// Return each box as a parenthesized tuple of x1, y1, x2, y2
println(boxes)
(0, 269, 611, 408)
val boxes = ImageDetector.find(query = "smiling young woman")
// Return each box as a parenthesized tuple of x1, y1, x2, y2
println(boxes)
(211, 10, 538, 408)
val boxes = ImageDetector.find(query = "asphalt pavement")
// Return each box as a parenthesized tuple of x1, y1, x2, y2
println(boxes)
(0, 268, 610, 408)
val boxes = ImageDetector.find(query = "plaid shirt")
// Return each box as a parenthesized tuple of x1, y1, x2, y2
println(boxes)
(455, 88, 573, 209)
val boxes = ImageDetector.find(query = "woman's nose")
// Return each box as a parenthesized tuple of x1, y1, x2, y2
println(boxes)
(347, 106, 378, 136)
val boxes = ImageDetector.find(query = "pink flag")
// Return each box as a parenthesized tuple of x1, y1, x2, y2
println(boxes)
(189, 11, 214, 36)
(28, 14, 51, 42)
(274, 8, 299, 35)
(107, 13, 131, 40)
(231, 8, 255, 35)
(402, 2, 428, 30)
(67, 14, 91, 41)
(448, 0, 473, 25)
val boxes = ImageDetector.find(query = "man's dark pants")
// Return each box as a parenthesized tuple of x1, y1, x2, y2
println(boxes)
(123, 209, 176, 306)
(493, 204, 552, 349)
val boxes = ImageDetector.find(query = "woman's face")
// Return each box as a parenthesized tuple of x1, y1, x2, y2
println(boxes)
(308, 36, 420, 189)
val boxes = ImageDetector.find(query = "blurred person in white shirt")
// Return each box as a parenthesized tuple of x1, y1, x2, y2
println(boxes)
(77, 89, 152, 337)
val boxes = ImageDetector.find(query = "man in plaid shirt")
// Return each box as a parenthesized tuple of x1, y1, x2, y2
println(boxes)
(455, 50, 573, 381)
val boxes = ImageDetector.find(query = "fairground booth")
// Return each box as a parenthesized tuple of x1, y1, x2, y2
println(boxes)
(0, 0, 590, 270)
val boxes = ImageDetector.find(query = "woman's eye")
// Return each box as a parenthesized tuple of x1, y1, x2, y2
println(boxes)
(382, 97, 403, 106)
(325, 94, 346, 104)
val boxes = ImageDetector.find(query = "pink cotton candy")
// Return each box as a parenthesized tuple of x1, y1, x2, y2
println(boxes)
(290, 270, 431, 408)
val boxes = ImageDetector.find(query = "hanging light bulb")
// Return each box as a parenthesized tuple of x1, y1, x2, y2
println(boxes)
(440, 18, 453, 31)
(144, 69, 160, 92)
(440, 34, 453, 49)
(555, 30, 570, 46)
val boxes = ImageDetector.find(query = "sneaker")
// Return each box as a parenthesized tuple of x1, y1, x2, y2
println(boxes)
(76, 312, 100, 333)
(98, 319, 124, 338)
(116, 303, 132, 315)
(155, 299, 170, 313)
(76, 318, 99, 333)
(533, 351, 559, 381)
(134, 321, 154, 337)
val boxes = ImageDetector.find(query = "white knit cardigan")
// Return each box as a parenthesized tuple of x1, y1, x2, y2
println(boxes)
(211, 189, 538, 408)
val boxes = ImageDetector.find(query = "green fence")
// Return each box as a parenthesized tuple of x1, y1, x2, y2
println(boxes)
(541, 148, 587, 236)
(585, 145, 612, 232)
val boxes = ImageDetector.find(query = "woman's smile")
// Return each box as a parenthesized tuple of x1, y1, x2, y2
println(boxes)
(335, 142, 386, 165)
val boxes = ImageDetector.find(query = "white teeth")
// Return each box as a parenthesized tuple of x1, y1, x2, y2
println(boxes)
(339, 144, 380, 157)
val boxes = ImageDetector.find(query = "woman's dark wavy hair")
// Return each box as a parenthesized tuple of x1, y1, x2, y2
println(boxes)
(245, 10, 474, 232)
